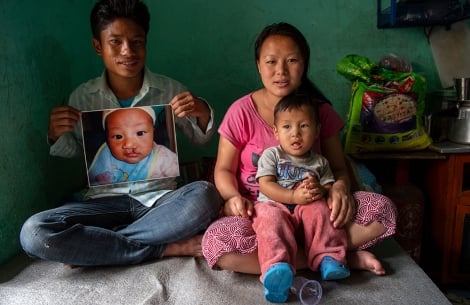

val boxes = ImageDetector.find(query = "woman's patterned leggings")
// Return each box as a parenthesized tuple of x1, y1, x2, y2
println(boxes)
(202, 191, 397, 269)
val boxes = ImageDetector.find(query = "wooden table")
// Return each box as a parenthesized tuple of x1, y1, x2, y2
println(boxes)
(350, 149, 470, 286)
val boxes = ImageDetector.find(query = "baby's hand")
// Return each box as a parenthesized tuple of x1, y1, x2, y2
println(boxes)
(292, 186, 315, 205)
(301, 173, 317, 189)
(301, 173, 326, 202)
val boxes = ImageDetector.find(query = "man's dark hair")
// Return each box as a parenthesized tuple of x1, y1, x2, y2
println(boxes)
(90, 0, 150, 40)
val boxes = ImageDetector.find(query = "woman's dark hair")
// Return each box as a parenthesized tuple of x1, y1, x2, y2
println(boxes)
(254, 22, 330, 104)
(90, 0, 150, 40)
(274, 93, 320, 125)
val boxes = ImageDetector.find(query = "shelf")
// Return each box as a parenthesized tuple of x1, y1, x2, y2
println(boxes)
(348, 149, 447, 160)
(377, 0, 470, 29)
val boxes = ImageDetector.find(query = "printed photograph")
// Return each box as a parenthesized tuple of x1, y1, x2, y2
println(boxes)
(81, 105, 179, 187)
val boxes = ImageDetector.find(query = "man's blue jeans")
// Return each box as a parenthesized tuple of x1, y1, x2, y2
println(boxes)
(19, 181, 222, 266)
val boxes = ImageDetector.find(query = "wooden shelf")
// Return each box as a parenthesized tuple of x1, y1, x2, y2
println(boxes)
(348, 149, 447, 160)
(423, 153, 470, 285)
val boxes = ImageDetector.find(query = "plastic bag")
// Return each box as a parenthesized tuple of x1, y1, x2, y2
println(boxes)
(338, 55, 431, 153)
(379, 53, 412, 73)
(337, 54, 378, 83)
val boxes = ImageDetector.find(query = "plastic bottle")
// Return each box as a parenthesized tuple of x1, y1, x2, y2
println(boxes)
(290, 276, 323, 305)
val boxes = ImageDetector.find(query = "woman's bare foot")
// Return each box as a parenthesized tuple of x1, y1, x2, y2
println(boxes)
(347, 250, 385, 275)
(163, 235, 204, 257)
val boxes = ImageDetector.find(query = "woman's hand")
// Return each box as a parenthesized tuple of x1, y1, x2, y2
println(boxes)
(327, 181, 355, 228)
(48, 106, 80, 143)
(223, 195, 254, 218)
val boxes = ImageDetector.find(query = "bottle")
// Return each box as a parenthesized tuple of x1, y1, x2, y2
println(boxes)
(290, 276, 322, 305)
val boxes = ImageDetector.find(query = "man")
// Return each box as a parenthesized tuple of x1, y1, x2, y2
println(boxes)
(20, 0, 222, 267)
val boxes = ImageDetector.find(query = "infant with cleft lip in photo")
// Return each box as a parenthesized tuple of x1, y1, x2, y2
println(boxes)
(88, 106, 179, 186)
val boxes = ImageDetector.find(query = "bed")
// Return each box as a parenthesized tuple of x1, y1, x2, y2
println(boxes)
(0, 158, 452, 305)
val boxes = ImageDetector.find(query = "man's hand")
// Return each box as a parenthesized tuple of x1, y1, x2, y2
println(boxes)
(48, 106, 80, 143)
(170, 91, 209, 119)
(169, 91, 210, 132)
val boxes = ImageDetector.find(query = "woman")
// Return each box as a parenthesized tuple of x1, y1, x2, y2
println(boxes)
(201, 22, 396, 275)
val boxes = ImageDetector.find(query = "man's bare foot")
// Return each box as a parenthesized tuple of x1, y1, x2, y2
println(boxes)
(63, 264, 77, 269)
(347, 250, 385, 275)
(163, 235, 203, 257)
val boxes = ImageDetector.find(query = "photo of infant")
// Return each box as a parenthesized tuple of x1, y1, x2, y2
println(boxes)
(81, 105, 179, 187)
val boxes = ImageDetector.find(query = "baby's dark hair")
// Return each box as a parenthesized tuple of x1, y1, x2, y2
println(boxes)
(90, 0, 150, 40)
(274, 94, 320, 124)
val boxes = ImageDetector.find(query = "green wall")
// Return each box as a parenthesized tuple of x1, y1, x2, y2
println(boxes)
(146, 0, 441, 157)
(0, 0, 442, 264)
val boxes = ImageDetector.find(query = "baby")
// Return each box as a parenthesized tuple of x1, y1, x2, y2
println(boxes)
(254, 94, 350, 303)
(88, 106, 179, 186)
